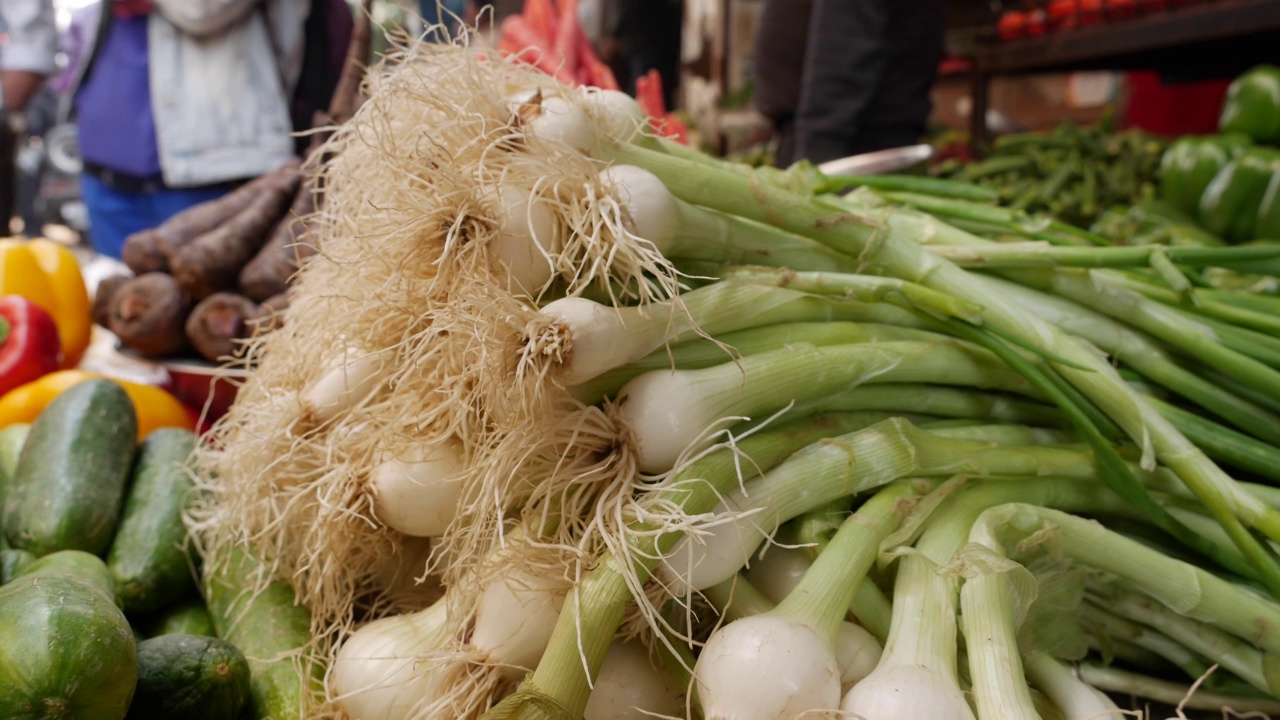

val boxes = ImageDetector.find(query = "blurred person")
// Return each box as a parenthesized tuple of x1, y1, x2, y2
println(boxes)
(790, 0, 946, 166)
(0, 0, 59, 233)
(419, 0, 468, 40)
(606, 0, 682, 110)
(751, 0, 813, 167)
(69, 0, 311, 259)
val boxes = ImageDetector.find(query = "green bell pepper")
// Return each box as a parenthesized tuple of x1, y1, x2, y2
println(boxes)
(1159, 134, 1253, 217)
(1198, 146, 1280, 243)
(1256, 170, 1280, 241)
(1219, 65, 1280, 144)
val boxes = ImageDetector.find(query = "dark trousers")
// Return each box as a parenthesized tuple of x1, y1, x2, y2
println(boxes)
(0, 123, 15, 234)
(792, 0, 946, 166)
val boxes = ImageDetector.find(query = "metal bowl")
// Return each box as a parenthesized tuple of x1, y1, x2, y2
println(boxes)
(817, 144, 935, 177)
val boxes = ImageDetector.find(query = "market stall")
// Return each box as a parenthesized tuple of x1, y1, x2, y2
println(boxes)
(5, 1, 1280, 718)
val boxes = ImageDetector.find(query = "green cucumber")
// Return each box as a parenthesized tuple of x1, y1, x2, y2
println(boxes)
(150, 598, 216, 637)
(206, 546, 317, 720)
(18, 550, 117, 603)
(0, 574, 137, 719)
(128, 634, 250, 719)
(107, 428, 198, 612)
(0, 548, 35, 584)
(0, 423, 30, 517)
(3, 380, 138, 556)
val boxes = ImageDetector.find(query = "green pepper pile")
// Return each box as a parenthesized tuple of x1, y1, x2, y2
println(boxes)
(1159, 65, 1280, 245)
(932, 122, 1166, 228)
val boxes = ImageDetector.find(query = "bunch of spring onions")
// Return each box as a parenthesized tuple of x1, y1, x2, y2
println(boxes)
(187, 31, 1280, 720)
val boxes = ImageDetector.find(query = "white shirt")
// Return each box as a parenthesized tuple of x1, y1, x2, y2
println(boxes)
(0, 0, 58, 108)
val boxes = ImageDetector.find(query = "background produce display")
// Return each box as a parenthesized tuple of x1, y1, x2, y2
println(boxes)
(98, 2, 375, 367)
(86, 34, 1280, 720)
(102, 163, 311, 364)
(0, 381, 252, 718)
(931, 120, 1166, 229)
(4, 23, 1280, 720)
(1157, 66, 1280, 247)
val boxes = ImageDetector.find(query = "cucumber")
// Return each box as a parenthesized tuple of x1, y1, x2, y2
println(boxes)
(107, 428, 198, 612)
(206, 546, 317, 720)
(0, 548, 35, 584)
(3, 380, 138, 556)
(150, 598, 216, 637)
(0, 423, 30, 517)
(0, 574, 137, 719)
(127, 634, 251, 720)
(18, 550, 118, 604)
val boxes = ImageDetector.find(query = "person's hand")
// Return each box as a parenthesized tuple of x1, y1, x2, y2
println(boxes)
(0, 70, 44, 114)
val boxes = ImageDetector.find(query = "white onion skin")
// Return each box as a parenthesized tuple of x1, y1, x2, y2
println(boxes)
(470, 571, 566, 678)
(695, 614, 841, 720)
(370, 440, 466, 537)
(580, 88, 646, 141)
(491, 185, 558, 296)
(833, 621, 882, 692)
(584, 640, 686, 720)
(599, 165, 679, 252)
(525, 96, 597, 155)
(301, 348, 384, 423)
(839, 664, 975, 720)
(332, 603, 450, 720)
(539, 296, 649, 386)
(614, 369, 725, 474)
(744, 545, 813, 605)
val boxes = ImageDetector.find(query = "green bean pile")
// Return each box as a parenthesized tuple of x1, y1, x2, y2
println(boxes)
(932, 123, 1167, 228)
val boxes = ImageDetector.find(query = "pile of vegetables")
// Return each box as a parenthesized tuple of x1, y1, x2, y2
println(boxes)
(98, 4, 374, 366)
(1159, 66, 1280, 245)
(0, 379, 279, 718)
(0, 235, 194, 438)
(0, 237, 92, 372)
(181, 36, 1280, 720)
(97, 160, 310, 364)
(932, 121, 1166, 228)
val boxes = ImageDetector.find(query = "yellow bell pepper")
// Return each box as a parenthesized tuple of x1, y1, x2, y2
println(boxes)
(0, 238, 93, 368)
(0, 370, 195, 441)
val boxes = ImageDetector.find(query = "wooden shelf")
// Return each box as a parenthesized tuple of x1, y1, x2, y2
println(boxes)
(969, 0, 1280, 143)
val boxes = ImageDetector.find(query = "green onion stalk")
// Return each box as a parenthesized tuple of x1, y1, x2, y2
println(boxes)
(966, 503, 1280, 699)
(1079, 603, 1215, 682)
(482, 412, 875, 720)
(1090, 582, 1280, 697)
(856, 204, 1280, 446)
(612, 339, 1043, 474)
(924, 241, 1280, 271)
(606, 141, 1280, 590)
(488, 417, 1120, 720)
(575, 321, 968, 407)
(1077, 663, 1280, 714)
(842, 476, 1139, 720)
(658, 419, 1109, 595)
(691, 481, 922, 719)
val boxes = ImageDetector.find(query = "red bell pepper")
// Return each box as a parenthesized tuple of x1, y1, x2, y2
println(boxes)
(0, 296, 62, 396)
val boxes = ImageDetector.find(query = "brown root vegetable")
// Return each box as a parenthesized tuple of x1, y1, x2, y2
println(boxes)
(251, 291, 291, 334)
(185, 292, 263, 362)
(238, 182, 321, 302)
(109, 272, 191, 358)
(170, 164, 303, 301)
(121, 231, 167, 275)
(91, 274, 133, 329)
(122, 158, 303, 273)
